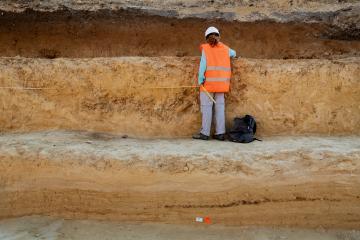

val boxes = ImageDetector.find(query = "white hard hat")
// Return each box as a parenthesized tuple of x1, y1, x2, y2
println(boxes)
(205, 26, 220, 38)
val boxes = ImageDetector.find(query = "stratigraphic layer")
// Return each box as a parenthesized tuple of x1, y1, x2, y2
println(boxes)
(0, 57, 359, 137)
(0, 9, 359, 58)
(0, 0, 359, 25)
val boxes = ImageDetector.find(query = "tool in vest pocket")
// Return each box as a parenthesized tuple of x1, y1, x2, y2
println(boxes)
(201, 85, 216, 104)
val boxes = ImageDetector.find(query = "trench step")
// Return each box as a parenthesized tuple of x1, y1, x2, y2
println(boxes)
(0, 131, 359, 228)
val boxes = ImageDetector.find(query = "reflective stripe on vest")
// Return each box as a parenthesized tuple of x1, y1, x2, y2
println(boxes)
(205, 77, 231, 82)
(206, 66, 231, 71)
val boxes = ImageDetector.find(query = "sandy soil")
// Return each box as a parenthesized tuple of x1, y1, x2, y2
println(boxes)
(0, 216, 360, 240)
(0, 57, 359, 137)
(0, 131, 359, 228)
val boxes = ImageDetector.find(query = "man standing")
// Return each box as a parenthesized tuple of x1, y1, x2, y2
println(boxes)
(193, 26, 236, 141)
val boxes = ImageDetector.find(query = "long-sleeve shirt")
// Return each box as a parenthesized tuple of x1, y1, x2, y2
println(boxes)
(198, 48, 236, 85)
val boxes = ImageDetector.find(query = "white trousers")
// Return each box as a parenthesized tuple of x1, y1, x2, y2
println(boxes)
(200, 92, 225, 136)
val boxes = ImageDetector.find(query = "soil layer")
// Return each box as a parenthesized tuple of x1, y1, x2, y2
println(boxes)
(0, 57, 359, 137)
(0, 9, 359, 59)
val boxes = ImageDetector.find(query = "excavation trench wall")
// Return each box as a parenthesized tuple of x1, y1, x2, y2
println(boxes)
(0, 9, 359, 59)
(0, 57, 359, 137)
(0, 2, 360, 230)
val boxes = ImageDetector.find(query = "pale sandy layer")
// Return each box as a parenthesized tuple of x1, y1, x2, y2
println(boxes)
(0, 216, 360, 240)
(0, 57, 359, 137)
(0, 0, 359, 25)
(0, 131, 359, 228)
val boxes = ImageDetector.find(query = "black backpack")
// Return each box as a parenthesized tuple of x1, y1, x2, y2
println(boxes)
(228, 115, 261, 143)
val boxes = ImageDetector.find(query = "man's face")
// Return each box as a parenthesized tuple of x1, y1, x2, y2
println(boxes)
(207, 33, 220, 41)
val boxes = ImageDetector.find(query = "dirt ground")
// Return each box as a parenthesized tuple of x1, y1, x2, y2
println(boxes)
(0, 216, 359, 240)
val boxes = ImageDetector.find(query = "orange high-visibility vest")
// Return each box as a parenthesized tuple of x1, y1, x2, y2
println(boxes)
(200, 42, 231, 93)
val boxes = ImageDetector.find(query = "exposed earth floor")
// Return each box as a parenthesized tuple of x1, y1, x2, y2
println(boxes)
(1, 216, 360, 240)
